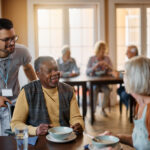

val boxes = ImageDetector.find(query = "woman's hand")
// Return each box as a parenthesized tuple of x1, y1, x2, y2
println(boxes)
(98, 131, 113, 136)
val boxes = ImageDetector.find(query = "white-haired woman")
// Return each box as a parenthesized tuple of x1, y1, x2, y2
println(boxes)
(57, 45, 79, 78)
(101, 56, 150, 150)
(86, 41, 113, 116)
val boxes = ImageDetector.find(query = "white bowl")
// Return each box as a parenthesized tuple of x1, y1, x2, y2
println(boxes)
(92, 135, 119, 148)
(48, 127, 73, 140)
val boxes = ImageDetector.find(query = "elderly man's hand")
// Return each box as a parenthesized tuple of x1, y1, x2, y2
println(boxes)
(71, 123, 83, 135)
(110, 71, 119, 78)
(69, 73, 78, 77)
(36, 124, 49, 135)
(0, 96, 12, 107)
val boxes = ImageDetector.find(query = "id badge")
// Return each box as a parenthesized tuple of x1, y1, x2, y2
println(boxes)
(2, 89, 13, 97)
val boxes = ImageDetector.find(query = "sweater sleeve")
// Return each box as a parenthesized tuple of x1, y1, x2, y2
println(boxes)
(10, 89, 37, 135)
(69, 92, 84, 129)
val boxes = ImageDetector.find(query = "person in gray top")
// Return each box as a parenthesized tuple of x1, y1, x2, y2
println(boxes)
(0, 18, 36, 135)
(57, 45, 80, 78)
(111, 45, 138, 109)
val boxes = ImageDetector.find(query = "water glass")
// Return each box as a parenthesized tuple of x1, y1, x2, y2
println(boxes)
(15, 127, 28, 150)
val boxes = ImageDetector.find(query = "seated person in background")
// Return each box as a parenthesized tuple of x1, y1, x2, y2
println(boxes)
(57, 45, 79, 78)
(11, 56, 84, 136)
(86, 41, 113, 116)
(111, 45, 138, 109)
(101, 56, 150, 150)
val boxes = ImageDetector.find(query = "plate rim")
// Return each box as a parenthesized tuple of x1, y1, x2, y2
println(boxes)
(46, 132, 77, 143)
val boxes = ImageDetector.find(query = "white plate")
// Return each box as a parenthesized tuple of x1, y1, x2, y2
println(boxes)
(46, 132, 77, 143)
(88, 143, 122, 150)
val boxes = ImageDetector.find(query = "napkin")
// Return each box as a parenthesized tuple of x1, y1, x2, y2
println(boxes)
(17, 136, 38, 146)
(28, 136, 38, 145)
(84, 144, 89, 149)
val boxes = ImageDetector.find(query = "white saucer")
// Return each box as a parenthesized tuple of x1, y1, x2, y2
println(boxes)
(46, 132, 77, 143)
(88, 143, 122, 150)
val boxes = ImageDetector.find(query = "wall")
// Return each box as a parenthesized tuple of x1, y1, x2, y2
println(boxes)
(0, 0, 1, 17)
(2, 0, 29, 87)
(105, 0, 108, 44)
(2, 0, 28, 46)
(1, 0, 109, 47)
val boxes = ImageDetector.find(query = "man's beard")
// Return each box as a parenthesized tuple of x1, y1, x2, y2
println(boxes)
(0, 44, 15, 55)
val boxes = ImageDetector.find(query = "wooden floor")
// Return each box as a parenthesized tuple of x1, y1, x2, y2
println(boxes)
(82, 104, 134, 149)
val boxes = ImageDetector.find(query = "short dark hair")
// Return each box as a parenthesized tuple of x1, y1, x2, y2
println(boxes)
(34, 56, 55, 72)
(0, 18, 13, 30)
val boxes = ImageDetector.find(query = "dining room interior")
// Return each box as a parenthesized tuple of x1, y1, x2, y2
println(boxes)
(0, 0, 150, 150)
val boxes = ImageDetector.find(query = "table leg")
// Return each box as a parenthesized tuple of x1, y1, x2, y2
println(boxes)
(77, 85, 80, 107)
(90, 82, 94, 124)
(129, 96, 135, 123)
(82, 83, 87, 120)
(119, 99, 122, 114)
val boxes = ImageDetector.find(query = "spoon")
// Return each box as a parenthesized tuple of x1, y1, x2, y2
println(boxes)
(83, 132, 101, 142)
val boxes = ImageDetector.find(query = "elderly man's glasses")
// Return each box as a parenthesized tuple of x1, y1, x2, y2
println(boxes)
(0, 35, 18, 44)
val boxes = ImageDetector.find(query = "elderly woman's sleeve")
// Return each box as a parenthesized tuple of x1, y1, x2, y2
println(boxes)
(86, 57, 94, 75)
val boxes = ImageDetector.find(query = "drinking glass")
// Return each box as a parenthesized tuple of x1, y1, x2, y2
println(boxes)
(15, 127, 28, 150)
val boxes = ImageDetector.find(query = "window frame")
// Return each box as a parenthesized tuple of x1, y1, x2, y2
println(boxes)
(34, 4, 98, 58)
(109, 0, 150, 69)
(27, 0, 105, 60)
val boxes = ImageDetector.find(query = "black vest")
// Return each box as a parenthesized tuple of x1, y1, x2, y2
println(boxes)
(23, 80, 73, 127)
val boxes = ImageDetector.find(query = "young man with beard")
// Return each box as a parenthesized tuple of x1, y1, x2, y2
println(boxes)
(0, 18, 36, 135)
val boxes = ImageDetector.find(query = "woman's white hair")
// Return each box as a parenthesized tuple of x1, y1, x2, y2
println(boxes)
(124, 56, 150, 95)
(61, 45, 70, 56)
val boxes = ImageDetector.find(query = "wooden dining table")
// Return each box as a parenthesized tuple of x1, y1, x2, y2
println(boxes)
(0, 134, 135, 150)
(60, 75, 124, 124)
(88, 75, 123, 124)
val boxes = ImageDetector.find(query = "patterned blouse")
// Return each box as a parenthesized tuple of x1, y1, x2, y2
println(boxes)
(86, 55, 112, 76)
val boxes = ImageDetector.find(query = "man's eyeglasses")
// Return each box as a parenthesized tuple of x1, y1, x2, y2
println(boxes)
(0, 35, 18, 44)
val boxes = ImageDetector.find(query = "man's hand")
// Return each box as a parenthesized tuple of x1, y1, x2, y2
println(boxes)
(110, 71, 119, 78)
(0, 96, 12, 107)
(69, 73, 78, 77)
(36, 124, 49, 135)
(59, 71, 63, 77)
(71, 123, 83, 135)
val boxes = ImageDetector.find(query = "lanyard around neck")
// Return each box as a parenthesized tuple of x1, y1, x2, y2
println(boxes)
(0, 59, 11, 88)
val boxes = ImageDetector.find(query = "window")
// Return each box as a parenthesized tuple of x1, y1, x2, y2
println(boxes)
(37, 9, 63, 57)
(116, 8, 140, 70)
(147, 8, 150, 57)
(109, 1, 150, 71)
(36, 5, 97, 72)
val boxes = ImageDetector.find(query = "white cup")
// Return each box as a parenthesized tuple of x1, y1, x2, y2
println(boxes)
(15, 127, 28, 150)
